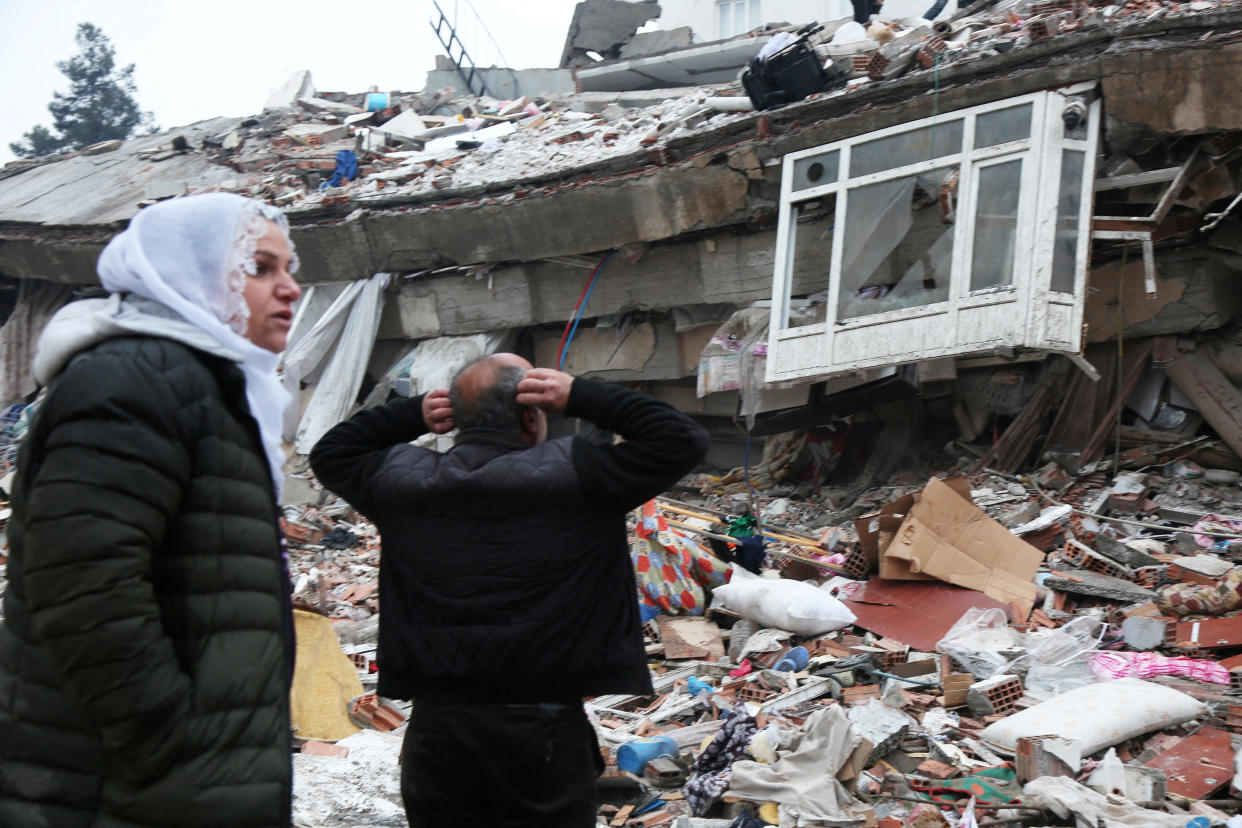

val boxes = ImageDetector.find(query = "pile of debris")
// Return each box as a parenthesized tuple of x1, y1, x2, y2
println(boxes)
(0, 68, 758, 216)
(279, 432, 1242, 826)
(9, 0, 1239, 222)
(571, 455, 1242, 827)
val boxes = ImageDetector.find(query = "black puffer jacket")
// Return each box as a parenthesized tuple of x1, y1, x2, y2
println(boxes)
(0, 336, 292, 828)
(311, 378, 709, 704)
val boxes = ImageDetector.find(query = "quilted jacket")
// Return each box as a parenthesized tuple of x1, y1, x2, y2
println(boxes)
(0, 333, 292, 828)
(310, 378, 709, 703)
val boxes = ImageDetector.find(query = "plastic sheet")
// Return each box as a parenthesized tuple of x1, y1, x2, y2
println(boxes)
(282, 273, 391, 454)
(935, 607, 1023, 678)
(1006, 615, 1106, 672)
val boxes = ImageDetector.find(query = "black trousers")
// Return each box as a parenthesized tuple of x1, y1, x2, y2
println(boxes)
(400, 698, 604, 828)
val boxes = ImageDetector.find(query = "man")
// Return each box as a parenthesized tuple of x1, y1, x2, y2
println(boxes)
(310, 354, 709, 826)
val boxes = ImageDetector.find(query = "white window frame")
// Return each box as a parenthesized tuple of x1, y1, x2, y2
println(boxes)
(718, 0, 762, 39)
(766, 86, 1101, 383)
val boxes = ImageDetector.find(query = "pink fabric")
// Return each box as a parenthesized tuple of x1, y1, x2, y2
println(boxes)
(1090, 651, 1229, 685)
(1192, 513, 1242, 548)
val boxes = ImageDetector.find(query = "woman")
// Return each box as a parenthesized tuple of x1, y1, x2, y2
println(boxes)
(0, 193, 302, 827)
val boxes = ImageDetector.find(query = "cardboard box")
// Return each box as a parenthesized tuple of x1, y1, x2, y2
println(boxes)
(882, 477, 1044, 617)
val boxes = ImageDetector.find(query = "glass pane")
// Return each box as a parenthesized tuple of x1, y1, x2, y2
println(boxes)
(749, 0, 762, 30)
(838, 168, 955, 320)
(780, 196, 836, 330)
(718, 2, 731, 38)
(851, 120, 963, 177)
(974, 103, 1032, 149)
(970, 160, 1022, 290)
(1051, 150, 1085, 293)
(792, 150, 839, 192)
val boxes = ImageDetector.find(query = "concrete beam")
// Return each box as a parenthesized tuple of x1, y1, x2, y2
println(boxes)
(1101, 42, 1242, 134)
(376, 212, 833, 339)
(422, 68, 577, 98)
(1084, 247, 1242, 342)
(0, 161, 754, 286)
(0, 229, 111, 285)
(355, 162, 750, 274)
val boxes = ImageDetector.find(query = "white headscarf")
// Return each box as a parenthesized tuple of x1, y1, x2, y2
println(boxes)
(95, 193, 298, 495)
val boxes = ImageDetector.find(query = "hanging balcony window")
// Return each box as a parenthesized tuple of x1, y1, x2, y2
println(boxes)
(767, 87, 1100, 383)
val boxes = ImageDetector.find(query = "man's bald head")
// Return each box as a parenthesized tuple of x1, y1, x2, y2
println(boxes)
(449, 353, 534, 437)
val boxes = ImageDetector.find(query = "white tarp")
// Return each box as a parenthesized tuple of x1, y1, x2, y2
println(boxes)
(360, 331, 512, 411)
(282, 273, 390, 454)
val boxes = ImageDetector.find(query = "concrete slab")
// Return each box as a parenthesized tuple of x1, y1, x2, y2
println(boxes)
(577, 37, 766, 91)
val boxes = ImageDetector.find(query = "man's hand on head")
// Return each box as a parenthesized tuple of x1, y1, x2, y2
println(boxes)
(422, 388, 455, 434)
(516, 368, 574, 414)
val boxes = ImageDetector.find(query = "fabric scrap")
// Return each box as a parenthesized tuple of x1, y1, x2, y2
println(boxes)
(1090, 651, 1229, 685)
(1159, 567, 1242, 616)
(725, 705, 872, 825)
(683, 710, 758, 816)
(1023, 776, 1191, 828)
(632, 500, 729, 617)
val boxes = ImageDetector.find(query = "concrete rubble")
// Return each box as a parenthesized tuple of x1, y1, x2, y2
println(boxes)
(234, 418, 1242, 826)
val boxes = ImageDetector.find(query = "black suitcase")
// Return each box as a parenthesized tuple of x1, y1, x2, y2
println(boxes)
(742, 25, 829, 111)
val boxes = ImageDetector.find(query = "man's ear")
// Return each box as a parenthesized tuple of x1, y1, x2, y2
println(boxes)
(521, 406, 539, 442)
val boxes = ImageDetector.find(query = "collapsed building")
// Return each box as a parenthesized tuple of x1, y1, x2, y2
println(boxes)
(3, 0, 1242, 501)
(8, 0, 1242, 823)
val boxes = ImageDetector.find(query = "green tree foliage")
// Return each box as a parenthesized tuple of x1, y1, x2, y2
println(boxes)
(10, 23, 156, 158)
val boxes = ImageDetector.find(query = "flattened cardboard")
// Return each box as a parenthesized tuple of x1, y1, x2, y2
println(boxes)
(882, 477, 1044, 617)
(874, 477, 972, 581)
(855, 494, 917, 568)
(656, 616, 725, 661)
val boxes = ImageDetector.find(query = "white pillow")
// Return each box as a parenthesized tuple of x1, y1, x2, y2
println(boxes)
(980, 678, 1205, 756)
(712, 576, 856, 637)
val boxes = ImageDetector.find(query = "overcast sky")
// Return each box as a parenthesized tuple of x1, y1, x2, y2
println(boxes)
(0, 0, 588, 164)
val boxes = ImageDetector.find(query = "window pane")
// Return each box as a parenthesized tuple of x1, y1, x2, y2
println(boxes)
(718, 2, 731, 38)
(970, 160, 1022, 290)
(749, 0, 762, 30)
(974, 103, 1032, 149)
(1051, 150, 1085, 293)
(780, 195, 836, 329)
(850, 121, 963, 177)
(838, 168, 955, 320)
(792, 150, 839, 192)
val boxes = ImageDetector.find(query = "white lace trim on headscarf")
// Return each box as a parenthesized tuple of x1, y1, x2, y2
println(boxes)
(93, 192, 298, 497)
(223, 205, 302, 336)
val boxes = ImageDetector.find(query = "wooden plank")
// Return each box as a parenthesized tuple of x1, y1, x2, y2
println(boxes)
(1163, 349, 1242, 461)
(976, 359, 1070, 473)
(1095, 166, 1184, 191)
(1080, 338, 1154, 464)
(1151, 147, 1200, 225)
(1045, 342, 1120, 458)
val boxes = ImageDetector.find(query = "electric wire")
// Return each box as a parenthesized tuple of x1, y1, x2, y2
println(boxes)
(556, 250, 615, 370)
